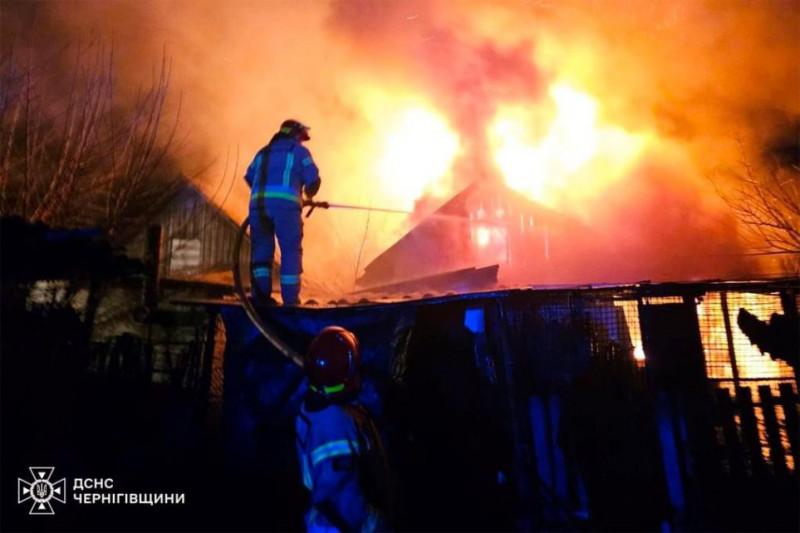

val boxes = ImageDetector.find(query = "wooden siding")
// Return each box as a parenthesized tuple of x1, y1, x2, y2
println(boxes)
(126, 183, 250, 281)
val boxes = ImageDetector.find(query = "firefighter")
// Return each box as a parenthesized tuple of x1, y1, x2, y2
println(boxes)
(245, 119, 321, 305)
(295, 326, 391, 532)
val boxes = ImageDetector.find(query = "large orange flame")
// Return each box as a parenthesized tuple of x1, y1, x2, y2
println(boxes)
(488, 82, 649, 213)
(361, 81, 650, 218)
(376, 106, 461, 208)
(354, 87, 461, 211)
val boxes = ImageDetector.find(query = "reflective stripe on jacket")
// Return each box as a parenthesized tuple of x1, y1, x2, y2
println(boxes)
(296, 401, 387, 532)
(246, 138, 319, 207)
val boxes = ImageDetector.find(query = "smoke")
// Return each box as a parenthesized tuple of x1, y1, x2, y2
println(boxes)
(4, 0, 798, 291)
(324, 0, 799, 284)
(327, 0, 546, 185)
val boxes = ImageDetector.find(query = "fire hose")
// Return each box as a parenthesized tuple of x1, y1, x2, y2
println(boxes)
(231, 198, 504, 366)
(303, 199, 508, 226)
(303, 200, 414, 218)
(231, 200, 414, 366)
(232, 216, 303, 367)
(230, 201, 400, 366)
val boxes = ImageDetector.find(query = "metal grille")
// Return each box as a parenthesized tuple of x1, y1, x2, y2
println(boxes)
(503, 286, 798, 482)
(698, 291, 795, 386)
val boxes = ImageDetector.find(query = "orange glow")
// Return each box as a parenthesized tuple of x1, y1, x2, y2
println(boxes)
(548, 84, 600, 172)
(698, 292, 795, 381)
(371, 101, 461, 210)
(475, 226, 490, 247)
(633, 344, 646, 361)
(489, 82, 648, 211)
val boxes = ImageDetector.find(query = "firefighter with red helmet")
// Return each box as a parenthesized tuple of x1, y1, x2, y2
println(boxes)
(245, 119, 321, 305)
(295, 326, 391, 532)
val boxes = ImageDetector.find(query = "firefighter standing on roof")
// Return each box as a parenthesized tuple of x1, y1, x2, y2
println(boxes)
(245, 119, 321, 305)
(296, 326, 392, 532)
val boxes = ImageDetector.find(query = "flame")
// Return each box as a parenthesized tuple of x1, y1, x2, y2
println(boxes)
(698, 292, 795, 381)
(489, 82, 649, 212)
(633, 345, 646, 361)
(548, 84, 600, 172)
(475, 226, 490, 247)
(367, 99, 461, 211)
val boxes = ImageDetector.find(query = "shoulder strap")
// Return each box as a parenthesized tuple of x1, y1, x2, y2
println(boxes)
(256, 144, 272, 213)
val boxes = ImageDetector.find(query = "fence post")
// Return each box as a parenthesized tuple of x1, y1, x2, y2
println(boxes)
(778, 383, 799, 470)
(758, 385, 788, 476)
(200, 308, 219, 416)
(142, 224, 162, 311)
(736, 387, 767, 477)
(719, 292, 741, 390)
(714, 388, 745, 477)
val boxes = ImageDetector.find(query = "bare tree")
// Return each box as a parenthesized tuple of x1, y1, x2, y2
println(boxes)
(713, 136, 800, 274)
(91, 50, 183, 244)
(0, 37, 183, 246)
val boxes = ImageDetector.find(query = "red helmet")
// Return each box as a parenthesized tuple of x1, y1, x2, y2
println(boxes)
(305, 326, 361, 399)
(279, 119, 311, 141)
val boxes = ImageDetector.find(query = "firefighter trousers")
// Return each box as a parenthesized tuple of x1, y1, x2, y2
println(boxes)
(250, 206, 303, 305)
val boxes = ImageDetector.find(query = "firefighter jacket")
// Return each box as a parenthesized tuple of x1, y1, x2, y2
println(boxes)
(245, 133, 320, 304)
(296, 398, 390, 532)
(245, 136, 320, 209)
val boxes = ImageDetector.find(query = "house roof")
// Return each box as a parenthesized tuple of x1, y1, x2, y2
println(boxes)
(173, 275, 800, 313)
(356, 178, 590, 290)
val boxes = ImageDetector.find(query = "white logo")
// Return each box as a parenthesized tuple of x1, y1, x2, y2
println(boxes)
(17, 467, 67, 515)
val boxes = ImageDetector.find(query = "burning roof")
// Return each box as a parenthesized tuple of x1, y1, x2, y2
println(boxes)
(357, 178, 595, 291)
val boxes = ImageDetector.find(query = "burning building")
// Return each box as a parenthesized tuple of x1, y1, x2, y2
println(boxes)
(356, 178, 597, 292)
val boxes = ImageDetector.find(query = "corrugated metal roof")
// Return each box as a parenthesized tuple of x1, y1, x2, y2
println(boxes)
(173, 275, 800, 311)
